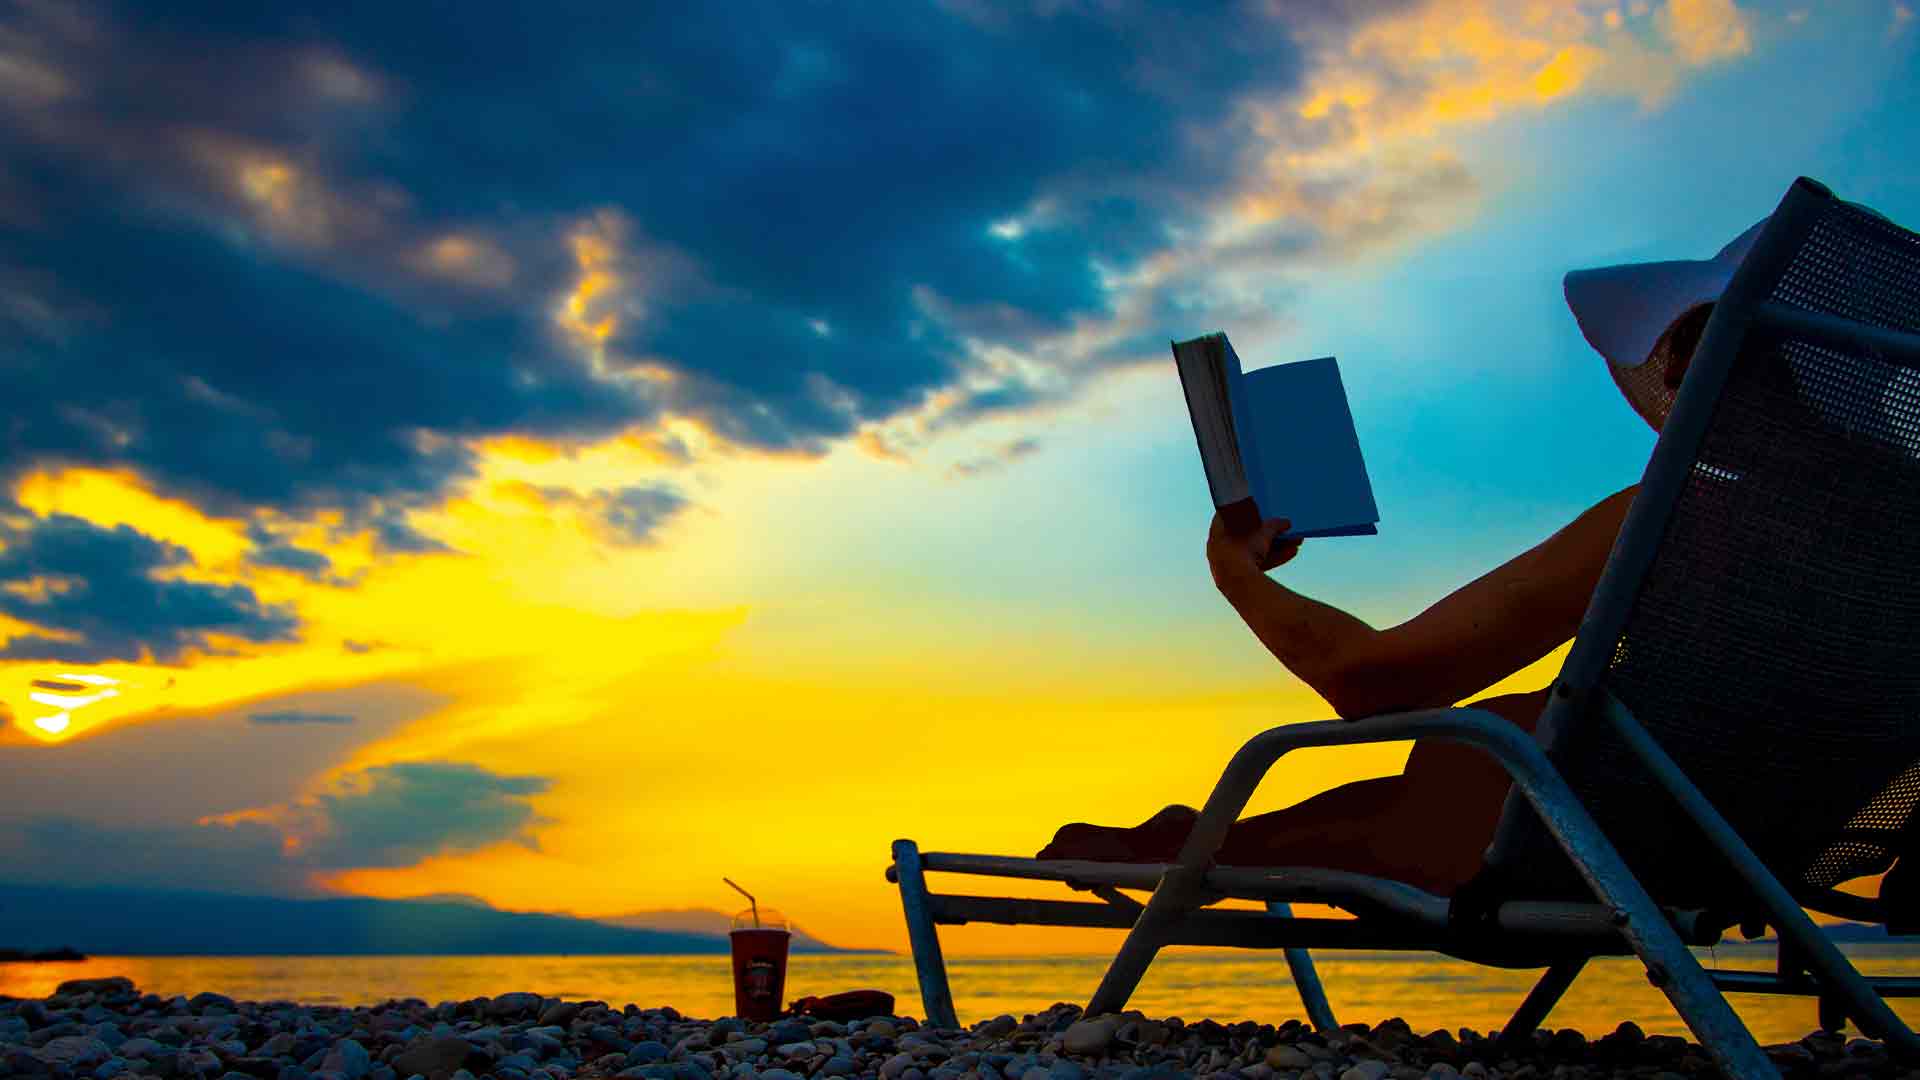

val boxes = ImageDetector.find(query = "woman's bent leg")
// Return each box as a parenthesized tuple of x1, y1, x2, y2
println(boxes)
(1040, 689, 1552, 884)
(1216, 688, 1553, 894)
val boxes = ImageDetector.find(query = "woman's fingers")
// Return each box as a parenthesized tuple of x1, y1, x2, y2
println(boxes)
(1263, 537, 1304, 571)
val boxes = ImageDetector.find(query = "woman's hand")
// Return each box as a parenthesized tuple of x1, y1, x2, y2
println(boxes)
(1207, 512, 1302, 593)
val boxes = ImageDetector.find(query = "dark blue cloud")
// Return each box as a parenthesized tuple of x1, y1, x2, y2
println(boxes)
(0, 760, 553, 893)
(0, 514, 299, 664)
(0, 817, 308, 894)
(249, 710, 355, 726)
(245, 522, 338, 580)
(300, 761, 551, 869)
(544, 483, 690, 545)
(0, 0, 1407, 528)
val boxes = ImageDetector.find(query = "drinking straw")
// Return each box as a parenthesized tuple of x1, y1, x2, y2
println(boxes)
(723, 877, 760, 928)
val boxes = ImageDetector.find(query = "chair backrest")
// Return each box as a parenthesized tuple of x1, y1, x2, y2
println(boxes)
(1483, 179, 1920, 912)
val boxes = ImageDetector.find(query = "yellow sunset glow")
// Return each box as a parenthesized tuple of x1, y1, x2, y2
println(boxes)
(5, 0, 1867, 969)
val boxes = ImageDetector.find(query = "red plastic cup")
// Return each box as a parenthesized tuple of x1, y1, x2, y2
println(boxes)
(729, 910, 791, 1021)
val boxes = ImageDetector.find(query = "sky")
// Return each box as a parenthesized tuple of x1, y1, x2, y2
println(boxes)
(0, 0, 1916, 955)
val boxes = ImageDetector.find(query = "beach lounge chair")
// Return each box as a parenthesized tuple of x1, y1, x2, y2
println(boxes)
(886, 177, 1920, 1080)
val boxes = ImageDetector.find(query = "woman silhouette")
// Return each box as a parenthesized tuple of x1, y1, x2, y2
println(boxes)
(1039, 218, 1771, 895)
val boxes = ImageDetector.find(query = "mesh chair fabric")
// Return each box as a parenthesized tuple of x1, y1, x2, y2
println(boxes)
(1495, 197, 1920, 911)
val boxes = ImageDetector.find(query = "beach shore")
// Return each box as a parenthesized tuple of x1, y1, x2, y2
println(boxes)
(0, 977, 1890, 1080)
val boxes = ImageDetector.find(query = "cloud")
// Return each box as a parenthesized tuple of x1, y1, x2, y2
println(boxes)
(291, 761, 552, 869)
(0, 513, 299, 664)
(1658, 0, 1753, 64)
(244, 521, 343, 582)
(594, 487, 692, 545)
(0, 816, 308, 894)
(0, 0, 1775, 548)
(949, 437, 1043, 479)
(249, 710, 355, 726)
(0, 758, 550, 893)
(0, 0, 1403, 523)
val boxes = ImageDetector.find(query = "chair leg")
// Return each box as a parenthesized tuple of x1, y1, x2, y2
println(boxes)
(1497, 959, 1586, 1050)
(892, 839, 960, 1030)
(1085, 880, 1177, 1016)
(1602, 696, 1920, 1058)
(1269, 901, 1338, 1032)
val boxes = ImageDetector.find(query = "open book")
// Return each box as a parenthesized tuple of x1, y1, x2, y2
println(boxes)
(1171, 332, 1379, 540)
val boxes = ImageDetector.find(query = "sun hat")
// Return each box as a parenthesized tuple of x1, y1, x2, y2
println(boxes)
(1563, 217, 1769, 429)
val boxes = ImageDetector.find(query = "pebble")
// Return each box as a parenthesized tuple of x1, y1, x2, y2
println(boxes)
(1060, 1017, 1117, 1056)
(0, 982, 1893, 1080)
(1269, 1045, 1314, 1069)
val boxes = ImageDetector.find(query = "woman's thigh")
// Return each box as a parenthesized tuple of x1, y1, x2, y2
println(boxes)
(1216, 688, 1549, 892)
(1338, 687, 1553, 892)
(1395, 687, 1552, 843)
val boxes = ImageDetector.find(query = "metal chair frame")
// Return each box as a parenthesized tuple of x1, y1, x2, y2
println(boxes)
(888, 178, 1920, 1080)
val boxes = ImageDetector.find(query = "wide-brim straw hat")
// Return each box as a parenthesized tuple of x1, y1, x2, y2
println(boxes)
(1563, 218, 1768, 428)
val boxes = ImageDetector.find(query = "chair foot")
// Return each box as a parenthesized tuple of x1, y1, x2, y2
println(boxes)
(1270, 902, 1338, 1032)
(1496, 959, 1586, 1049)
(893, 839, 960, 1030)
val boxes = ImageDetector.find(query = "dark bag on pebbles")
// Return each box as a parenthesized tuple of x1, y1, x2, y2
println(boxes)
(787, 990, 894, 1022)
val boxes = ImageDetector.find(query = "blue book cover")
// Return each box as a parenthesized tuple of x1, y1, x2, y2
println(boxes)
(1239, 355, 1379, 539)
(1174, 334, 1379, 541)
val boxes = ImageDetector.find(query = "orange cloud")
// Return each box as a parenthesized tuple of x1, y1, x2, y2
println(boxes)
(1658, 0, 1753, 64)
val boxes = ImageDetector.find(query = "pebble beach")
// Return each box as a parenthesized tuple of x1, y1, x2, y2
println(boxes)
(0, 977, 1904, 1080)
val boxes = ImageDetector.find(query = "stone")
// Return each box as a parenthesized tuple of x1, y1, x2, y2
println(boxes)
(1047, 1062, 1087, 1080)
(976, 1016, 1018, 1040)
(627, 1040, 671, 1064)
(864, 1022, 898, 1040)
(1339, 1063, 1390, 1080)
(1766, 1043, 1817, 1067)
(1460, 1064, 1488, 1080)
(179, 1048, 225, 1076)
(38, 1036, 116, 1069)
(392, 1037, 485, 1080)
(321, 1039, 372, 1080)
(1130, 1021, 1170, 1048)
(488, 994, 547, 1020)
(822, 1056, 857, 1076)
(190, 994, 238, 1015)
(705, 1021, 744, 1047)
(881, 1051, 917, 1079)
(537, 1003, 581, 1028)
(94, 1059, 132, 1080)
(58, 978, 139, 999)
(118, 1038, 167, 1060)
(766, 1021, 812, 1046)
(1268, 1046, 1314, 1070)
(4, 1046, 54, 1078)
(1423, 1067, 1459, 1079)
(1060, 1019, 1117, 1056)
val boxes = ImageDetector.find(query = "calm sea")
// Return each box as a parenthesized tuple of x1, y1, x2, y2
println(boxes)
(4, 945, 1918, 1046)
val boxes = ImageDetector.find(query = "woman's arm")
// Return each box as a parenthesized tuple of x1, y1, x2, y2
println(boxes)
(1208, 486, 1638, 718)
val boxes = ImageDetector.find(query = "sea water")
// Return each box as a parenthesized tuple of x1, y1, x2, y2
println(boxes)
(3, 944, 1917, 1045)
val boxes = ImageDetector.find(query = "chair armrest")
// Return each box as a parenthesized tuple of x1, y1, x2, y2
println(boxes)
(1172, 706, 1548, 876)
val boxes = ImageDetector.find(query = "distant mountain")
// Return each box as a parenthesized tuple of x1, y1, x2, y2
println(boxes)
(1745, 922, 1903, 944)
(594, 908, 857, 953)
(0, 883, 743, 956)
